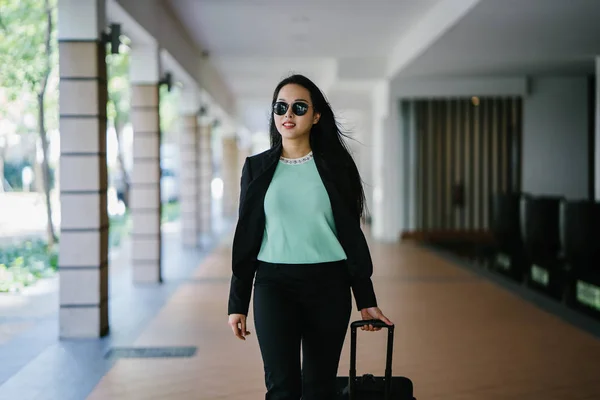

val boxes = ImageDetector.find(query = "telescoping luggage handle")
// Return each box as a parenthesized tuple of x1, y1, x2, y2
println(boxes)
(349, 319, 394, 400)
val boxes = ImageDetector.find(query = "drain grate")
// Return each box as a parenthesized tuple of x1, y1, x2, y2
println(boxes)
(105, 346, 197, 359)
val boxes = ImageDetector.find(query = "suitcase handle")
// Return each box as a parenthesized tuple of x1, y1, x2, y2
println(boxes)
(351, 320, 392, 329)
(349, 319, 394, 400)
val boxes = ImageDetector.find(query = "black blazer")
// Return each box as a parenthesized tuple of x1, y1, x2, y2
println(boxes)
(227, 143, 378, 316)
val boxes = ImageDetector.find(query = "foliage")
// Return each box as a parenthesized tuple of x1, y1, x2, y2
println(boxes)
(0, 0, 59, 245)
(0, 212, 133, 292)
(0, 238, 58, 293)
(3, 160, 55, 189)
(0, 201, 180, 292)
(0, 0, 59, 130)
(106, 42, 132, 207)
(109, 212, 130, 249)
(160, 85, 180, 138)
(106, 41, 131, 127)
(3, 160, 32, 189)
(161, 201, 180, 223)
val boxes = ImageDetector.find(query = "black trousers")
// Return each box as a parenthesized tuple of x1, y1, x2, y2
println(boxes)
(253, 260, 352, 400)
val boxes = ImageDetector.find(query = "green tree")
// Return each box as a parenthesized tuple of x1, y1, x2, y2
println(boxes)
(160, 84, 180, 138)
(0, 0, 59, 246)
(106, 41, 131, 207)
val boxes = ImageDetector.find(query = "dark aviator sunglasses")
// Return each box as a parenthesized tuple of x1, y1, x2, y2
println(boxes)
(272, 101, 310, 116)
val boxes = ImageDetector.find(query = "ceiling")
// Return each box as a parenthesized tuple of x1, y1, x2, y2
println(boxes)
(165, 0, 600, 133)
(166, 0, 443, 133)
(165, 0, 440, 58)
(398, 0, 600, 77)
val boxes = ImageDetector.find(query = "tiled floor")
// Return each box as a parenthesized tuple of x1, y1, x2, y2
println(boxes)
(0, 222, 224, 399)
(84, 232, 600, 400)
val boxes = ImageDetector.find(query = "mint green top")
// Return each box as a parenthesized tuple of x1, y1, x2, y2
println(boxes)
(256, 152, 347, 264)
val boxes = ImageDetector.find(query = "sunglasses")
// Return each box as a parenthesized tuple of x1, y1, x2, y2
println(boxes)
(273, 101, 310, 116)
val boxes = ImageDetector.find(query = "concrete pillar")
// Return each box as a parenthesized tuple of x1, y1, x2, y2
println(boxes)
(371, 81, 402, 242)
(57, 0, 109, 338)
(198, 123, 214, 235)
(594, 56, 600, 201)
(221, 135, 239, 217)
(406, 101, 418, 231)
(179, 90, 201, 247)
(129, 44, 162, 283)
(341, 110, 373, 223)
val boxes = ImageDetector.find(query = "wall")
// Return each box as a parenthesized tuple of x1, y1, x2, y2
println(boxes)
(371, 81, 404, 241)
(336, 109, 374, 220)
(390, 74, 593, 238)
(392, 75, 529, 234)
(404, 97, 522, 232)
(522, 76, 590, 200)
(392, 77, 528, 98)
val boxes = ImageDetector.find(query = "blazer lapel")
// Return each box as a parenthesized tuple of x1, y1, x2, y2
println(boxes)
(239, 143, 281, 219)
(313, 150, 350, 219)
(239, 143, 351, 226)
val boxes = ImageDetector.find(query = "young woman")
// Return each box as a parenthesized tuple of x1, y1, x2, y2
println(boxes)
(227, 74, 392, 400)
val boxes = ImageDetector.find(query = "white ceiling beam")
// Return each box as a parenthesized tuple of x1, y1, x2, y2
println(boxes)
(106, 0, 155, 46)
(161, 48, 195, 89)
(386, 0, 480, 79)
(336, 57, 387, 81)
(391, 76, 529, 98)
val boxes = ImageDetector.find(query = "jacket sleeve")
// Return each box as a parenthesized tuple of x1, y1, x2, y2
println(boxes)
(228, 158, 254, 316)
(342, 161, 378, 311)
(348, 232, 378, 311)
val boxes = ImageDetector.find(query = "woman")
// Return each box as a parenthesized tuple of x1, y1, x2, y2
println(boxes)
(227, 74, 392, 400)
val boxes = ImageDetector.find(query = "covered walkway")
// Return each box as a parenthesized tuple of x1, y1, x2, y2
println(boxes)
(2, 1, 600, 399)
(4, 229, 599, 400)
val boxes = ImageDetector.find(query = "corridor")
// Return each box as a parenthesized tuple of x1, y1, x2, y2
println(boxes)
(80, 231, 600, 400)
(1, 0, 600, 399)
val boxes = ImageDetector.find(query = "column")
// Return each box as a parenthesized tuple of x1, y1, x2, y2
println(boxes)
(371, 81, 402, 242)
(406, 101, 419, 231)
(179, 89, 201, 247)
(341, 110, 373, 223)
(57, 0, 109, 338)
(129, 44, 162, 283)
(221, 135, 239, 217)
(198, 122, 213, 235)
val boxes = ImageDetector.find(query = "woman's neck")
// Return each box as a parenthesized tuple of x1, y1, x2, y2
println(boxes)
(281, 138, 311, 159)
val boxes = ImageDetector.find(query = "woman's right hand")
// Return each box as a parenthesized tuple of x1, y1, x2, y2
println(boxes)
(228, 313, 251, 340)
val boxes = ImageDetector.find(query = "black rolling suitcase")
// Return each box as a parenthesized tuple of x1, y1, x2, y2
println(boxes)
(336, 320, 415, 400)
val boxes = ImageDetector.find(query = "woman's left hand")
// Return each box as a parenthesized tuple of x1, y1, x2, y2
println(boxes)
(359, 307, 393, 332)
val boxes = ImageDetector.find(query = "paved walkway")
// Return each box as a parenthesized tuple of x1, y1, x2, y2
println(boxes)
(82, 231, 600, 400)
(0, 220, 225, 400)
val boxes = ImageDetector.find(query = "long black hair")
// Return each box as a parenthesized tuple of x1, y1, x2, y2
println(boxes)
(268, 74, 367, 220)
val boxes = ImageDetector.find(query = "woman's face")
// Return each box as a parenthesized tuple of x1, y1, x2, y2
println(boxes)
(273, 84, 320, 140)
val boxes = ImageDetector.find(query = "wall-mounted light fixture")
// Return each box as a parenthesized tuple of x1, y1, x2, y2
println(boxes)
(159, 72, 173, 92)
(102, 23, 122, 54)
